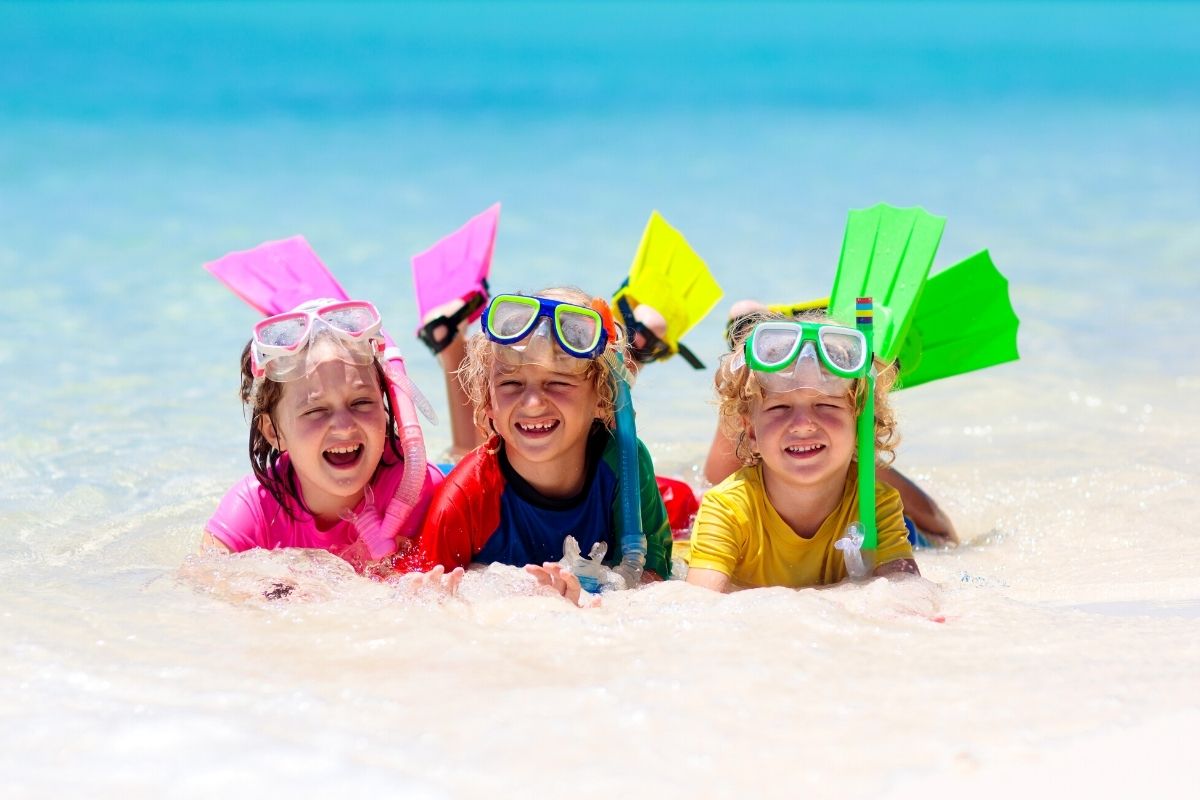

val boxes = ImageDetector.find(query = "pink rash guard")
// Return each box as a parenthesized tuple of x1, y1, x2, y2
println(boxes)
(207, 453, 442, 559)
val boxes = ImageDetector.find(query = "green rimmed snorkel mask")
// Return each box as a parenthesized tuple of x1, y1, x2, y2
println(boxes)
(732, 320, 868, 395)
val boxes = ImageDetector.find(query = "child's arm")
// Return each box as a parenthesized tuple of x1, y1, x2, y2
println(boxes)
(685, 566, 732, 593)
(877, 466, 958, 546)
(438, 330, 483, 460)
(702, 426, 741, 486)
(204, 477, 270, 554)
(871, 482, 921, 578)
(415, 451, 502, 571)
(636, 439, 673, 579)
(683, 492, 743, 592)
(199, 531, 232, 554)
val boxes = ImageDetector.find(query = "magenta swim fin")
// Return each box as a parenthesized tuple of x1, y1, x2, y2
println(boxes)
(411, 203, 498, 325)
(204, 236, 349, 315)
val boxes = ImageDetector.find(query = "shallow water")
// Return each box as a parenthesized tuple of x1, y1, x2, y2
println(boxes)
(2, 2, 1199, 797)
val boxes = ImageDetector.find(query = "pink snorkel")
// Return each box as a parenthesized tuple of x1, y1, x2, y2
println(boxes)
(205, 237, 433, 559)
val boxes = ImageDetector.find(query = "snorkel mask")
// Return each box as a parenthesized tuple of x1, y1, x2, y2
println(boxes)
(482, 293, 615, 374)
(730, 320, 868, 395)
(251, 299, 384, 382)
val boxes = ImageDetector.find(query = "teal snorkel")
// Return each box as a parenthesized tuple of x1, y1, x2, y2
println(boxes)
(610, 350, 647, 587)
(835, 296, 877, 578)
(568, 348, 646, 593)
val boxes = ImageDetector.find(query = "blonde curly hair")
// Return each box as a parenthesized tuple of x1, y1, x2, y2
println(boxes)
(456, 287, 628, 436)
(714, 310, 900, 467)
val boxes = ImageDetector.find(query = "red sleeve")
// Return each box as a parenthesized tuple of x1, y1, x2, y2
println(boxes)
(416, 440, 505, 570)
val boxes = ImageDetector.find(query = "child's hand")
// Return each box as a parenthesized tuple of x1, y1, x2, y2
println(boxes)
(393, 564, 465, 599)
(525, 563, 594, 607)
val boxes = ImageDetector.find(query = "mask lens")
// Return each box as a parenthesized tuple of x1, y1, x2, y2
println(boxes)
(751, 325, 802, 369)
(818, 328, 866, 374)
(320, 303, 379, 336)
(256, 315, 310, 349)
(556, 308, 601, 354)
(488, 298, 540, 340)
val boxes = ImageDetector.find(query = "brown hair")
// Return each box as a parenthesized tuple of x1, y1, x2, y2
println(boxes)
(714, 310, 899, 467)
(455, 287, 627, 436)
(238, 341, 403, 517)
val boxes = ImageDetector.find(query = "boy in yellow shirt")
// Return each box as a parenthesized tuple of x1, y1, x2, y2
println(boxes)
(686, 312, 918, 591)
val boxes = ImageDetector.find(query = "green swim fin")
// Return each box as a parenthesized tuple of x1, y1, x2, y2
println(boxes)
(829, 204, 945, 363)
(612, 211, 723, 367)
(896, 249, 1020, 389)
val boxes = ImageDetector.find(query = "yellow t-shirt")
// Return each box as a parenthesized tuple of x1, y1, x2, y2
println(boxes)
(686, 464, 912, 588)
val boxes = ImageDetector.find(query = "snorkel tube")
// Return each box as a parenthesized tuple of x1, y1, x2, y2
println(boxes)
(610, 350, 647, 588)
(835, 296, 877, 578)
(378, 338, 437, 542)
(856, 297, 878, 549)
(332, 336, 436, 561)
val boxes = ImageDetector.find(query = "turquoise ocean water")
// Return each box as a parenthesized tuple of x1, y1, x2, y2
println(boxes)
(2, 2, 1199, 796)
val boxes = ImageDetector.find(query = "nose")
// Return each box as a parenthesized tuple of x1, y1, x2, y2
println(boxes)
(518, 383, 549, 410)
(329, 404, 358, 431)
(787, 403, 818, 432)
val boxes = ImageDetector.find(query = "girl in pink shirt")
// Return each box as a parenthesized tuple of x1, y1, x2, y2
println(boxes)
(203, 299, 443, 575)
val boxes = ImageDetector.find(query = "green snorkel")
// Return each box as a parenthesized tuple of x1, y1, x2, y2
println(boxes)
(834, 296, 877, 578)
(856, 296, 878, 550)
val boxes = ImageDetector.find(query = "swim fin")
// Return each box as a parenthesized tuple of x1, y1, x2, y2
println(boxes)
(203, 235, 350, 316)
(896, 249, 1020, 389)
(828, 204, 945, 363)
(766, 298, 830, 317)
(411, 203, 499, 353)
(612, 211, 723, 368)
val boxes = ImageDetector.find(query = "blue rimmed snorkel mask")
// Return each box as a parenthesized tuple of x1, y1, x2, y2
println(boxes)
(482, 293, 613, 374)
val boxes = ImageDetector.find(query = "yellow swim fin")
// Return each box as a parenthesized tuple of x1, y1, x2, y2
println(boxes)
(612, 211, 723, 369)
(766, 298, 830, 316)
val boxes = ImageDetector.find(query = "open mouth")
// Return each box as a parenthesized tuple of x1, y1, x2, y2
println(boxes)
(515, 420, 560, 437)
(784, 443, 825, 459)
(323, 443, 364, 468)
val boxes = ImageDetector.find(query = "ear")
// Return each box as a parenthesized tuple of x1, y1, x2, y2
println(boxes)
(741, 414, 759, 459)
(258, 414, 283, 451)
(742, 413, 756, 447)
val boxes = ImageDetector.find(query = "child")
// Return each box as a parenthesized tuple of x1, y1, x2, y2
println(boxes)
(202, 299, 445, 574)
(702, 299, 959, 546)
(685, 311, 919, 592)
(417, 288, 673, 595)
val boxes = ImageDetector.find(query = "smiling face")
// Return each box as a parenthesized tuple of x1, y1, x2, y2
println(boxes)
(259, 349, 389, 524)
(746, 387, 857, 494)
(486, 360, 601, 496)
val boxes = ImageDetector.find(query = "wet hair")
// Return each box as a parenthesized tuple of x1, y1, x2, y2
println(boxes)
(456, 286, 627, 437)
(714, 310, 899, 467)
(238, 341, 403, 518)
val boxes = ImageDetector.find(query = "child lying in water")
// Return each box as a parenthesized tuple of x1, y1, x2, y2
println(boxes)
(416, 288, 673, 602)
(686, 311, 919, 591)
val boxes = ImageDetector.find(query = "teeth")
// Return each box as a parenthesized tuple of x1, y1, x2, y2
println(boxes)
(326, 445, 361, 454)
(519, 421, 556, 431)
(786, 444, 822, 453)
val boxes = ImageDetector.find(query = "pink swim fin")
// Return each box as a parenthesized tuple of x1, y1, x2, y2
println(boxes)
(204, 236, 349, 315)
(411, 203, 499, 331)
